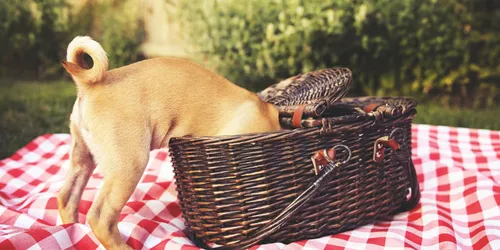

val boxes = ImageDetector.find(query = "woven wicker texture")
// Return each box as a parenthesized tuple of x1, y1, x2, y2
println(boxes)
(258, 68, 352, 118)
(169, 68, 420, 249)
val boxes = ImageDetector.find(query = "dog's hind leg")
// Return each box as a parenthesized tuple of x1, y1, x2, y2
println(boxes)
(85, 126, 151, 250)
(57, 123, 95, 224)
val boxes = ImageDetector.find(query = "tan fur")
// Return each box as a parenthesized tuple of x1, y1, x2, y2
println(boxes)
(62, 36, 108, 85)
(57, 36, 281, 249)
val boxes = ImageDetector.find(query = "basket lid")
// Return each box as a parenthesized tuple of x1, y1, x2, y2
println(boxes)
(258, 67, 352, 117)
(258, 69, 417, 130)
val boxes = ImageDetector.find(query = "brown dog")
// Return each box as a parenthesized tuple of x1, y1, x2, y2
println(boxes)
(57, 36, 281, 249)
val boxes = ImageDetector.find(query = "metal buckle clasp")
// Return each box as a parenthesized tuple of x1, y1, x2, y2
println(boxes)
(311, 145, 351, 175)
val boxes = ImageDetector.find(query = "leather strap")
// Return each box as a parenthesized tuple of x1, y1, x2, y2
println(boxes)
(378, 138, 400, 150)
(292, 105, 306, 128)
(364, 103, 381, 113)
(311, 148, 336, 175)
(374, 136, 401, 163)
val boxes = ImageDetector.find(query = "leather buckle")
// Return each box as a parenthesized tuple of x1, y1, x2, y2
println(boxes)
(311, 148, 336, 175)
(311, 145, 351, 175)
(373, 136, 400, 163)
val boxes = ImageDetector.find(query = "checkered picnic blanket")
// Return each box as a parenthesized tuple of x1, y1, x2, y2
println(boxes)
(1, 124, 499, 250)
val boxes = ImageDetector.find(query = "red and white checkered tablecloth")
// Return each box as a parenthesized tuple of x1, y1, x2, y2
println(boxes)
(1, 124, 499, 250)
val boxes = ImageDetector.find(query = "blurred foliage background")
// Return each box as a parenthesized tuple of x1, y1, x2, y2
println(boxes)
(1, 0, 499, 158)
(0, 0, 145, 80)
(176, 0, 500, 108)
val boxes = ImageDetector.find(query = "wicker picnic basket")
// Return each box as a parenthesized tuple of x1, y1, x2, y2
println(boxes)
(169, 68, 421, 249)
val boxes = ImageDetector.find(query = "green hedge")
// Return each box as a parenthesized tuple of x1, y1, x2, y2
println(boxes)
(0, 0, 145, 79)
(177, 0, 500, 108)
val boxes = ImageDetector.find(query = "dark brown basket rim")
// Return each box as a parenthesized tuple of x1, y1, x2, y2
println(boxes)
(170, 96, 417, 142)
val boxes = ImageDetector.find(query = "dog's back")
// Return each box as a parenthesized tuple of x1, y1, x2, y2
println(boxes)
(62, 36, 281, 149)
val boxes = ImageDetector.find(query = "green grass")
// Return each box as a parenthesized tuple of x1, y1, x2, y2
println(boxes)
(413, 103, 500, 131)
(1, 81, 499, 159)
(0, 80, 76, 159)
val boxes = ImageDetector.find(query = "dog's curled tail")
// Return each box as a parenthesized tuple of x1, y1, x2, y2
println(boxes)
(62, 36, 108, 86)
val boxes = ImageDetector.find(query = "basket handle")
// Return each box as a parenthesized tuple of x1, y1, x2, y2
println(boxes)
(188, 146, 350, 250)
